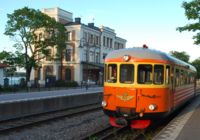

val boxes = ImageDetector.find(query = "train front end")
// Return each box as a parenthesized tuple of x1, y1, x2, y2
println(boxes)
(102, 52, 171, 129)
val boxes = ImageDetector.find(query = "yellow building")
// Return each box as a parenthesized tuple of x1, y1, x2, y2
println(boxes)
(30, 7, 126, 86)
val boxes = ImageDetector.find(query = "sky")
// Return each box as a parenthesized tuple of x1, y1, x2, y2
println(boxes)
(0, 0, 199, 62)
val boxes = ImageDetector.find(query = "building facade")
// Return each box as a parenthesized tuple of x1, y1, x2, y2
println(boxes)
(30, 7, 126, 85)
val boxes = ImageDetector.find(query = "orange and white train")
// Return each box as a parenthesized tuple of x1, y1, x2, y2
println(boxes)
(102, 46, 196, 129)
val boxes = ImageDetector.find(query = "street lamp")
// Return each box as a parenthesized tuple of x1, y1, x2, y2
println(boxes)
(79, 38, 100, 89)
(25, 43, 28, 91)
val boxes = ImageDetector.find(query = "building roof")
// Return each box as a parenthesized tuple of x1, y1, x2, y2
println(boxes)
(65, 22, 101, 32)
(0, 64, 8, 68)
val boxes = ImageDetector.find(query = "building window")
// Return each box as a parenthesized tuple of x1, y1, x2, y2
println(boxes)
(114, 42, 117, 49)
(46, 66, 53, 76)
(96, 52, 100, 63)
(89, 51, 94, 62)
(65, 68, 71, 81)
(107, 38, 109, 47)
(89, 34, 94, 44)
(83, 50, 87, 62)
(65, 46, 73, 61)
(66, 31, 72, 41)
(110, 39, 113, 48)
(120, 44, 123, 49)
(95, 36, 99, 45)
(46, 49, 52, 61)
(103, 53, 107, 59)
(83, 32, 87, 41)
(103, 36, 106, 46)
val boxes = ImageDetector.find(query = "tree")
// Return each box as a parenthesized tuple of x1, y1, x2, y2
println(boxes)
(169, 51, 190, 63)
(0, 51, 17, 77)
(4, 7, 66, 85)
(177, 0, 200, 45)
(54, 23, 67, 80)
(191, 58, 200, 79)
(0, 51, 16, 66)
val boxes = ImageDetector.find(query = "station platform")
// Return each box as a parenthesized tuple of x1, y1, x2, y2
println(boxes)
(153, 94, 200, 140)
(0, 87, 103, 103)
(0, 87, 103, 122)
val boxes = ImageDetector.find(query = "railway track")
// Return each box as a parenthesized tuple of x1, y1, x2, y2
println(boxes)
(83, 125, 130, 140)
(85, 94, 200, 140)
(0, 103, 101, 134)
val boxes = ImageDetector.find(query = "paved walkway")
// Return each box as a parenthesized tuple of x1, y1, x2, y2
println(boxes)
(153, 95, 200, 140)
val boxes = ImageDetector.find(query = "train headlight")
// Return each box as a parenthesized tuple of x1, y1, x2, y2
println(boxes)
(148, 104, 157, 111)
(123, 55, 130, 62)
(102, 100, 107, 107)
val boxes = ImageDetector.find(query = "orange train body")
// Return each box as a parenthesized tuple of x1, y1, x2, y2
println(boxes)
(102, 47, 197, 129)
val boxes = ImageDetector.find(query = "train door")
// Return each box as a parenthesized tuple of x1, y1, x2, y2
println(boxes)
(170, 66, 175, 109)
(165, 65, 173, 110)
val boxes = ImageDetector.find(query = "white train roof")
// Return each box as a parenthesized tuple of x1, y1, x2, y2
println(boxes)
(106, 47, 196, 72)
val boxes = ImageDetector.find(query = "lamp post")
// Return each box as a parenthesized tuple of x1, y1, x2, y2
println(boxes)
(79, 38, 100, 89)
(25, 44, 28, 92)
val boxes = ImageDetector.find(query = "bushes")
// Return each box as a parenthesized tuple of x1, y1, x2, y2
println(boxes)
(0, 85, 20, 92)
(0, 80, 79, 93)
(55, 80, 78, 87)
(0, 85, 2, 92)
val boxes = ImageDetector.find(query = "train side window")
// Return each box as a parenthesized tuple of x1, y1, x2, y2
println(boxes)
(190, 73, 195, 84)
(175, 69, 180, 87)
(187, 72, 190, 84)
(120, 64, 134, 84)
(166, 65, 170, 84)
(107, 64, 117, 83)
(180, 70, 184, 86)
(138, 64, 152, 84)
(154, 65, 164, 85)
(183, 70, 188, 85)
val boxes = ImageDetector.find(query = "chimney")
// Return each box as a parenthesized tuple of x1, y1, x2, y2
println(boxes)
(75, 17, 81, 24)
(88, 23, 94, 27)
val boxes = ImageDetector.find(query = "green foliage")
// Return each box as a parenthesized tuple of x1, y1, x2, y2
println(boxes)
(191, 57, 200, 78)
(0, 85, 20, 92)
(177, 0, 200, 45)
(169, 51, 190, 63)
(4, 7, 67, 81)
(0, 51, 15, 65)
(0, 51, 21, 76)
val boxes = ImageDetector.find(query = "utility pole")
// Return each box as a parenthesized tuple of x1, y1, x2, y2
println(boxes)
(25, 45, 28, 92)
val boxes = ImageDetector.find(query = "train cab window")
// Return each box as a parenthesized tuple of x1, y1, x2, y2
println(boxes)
(120, 64, 134, 84)
(154, 65, 164, 85)
(166, 65, 170, 84)
(138, 64, 152, 84)
(107, 64, 117, 83)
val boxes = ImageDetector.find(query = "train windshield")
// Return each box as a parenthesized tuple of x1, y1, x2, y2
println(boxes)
(154, 65, 164, 85)
(120, 64, 134, 84)
(138, 64, 164, 85)
(106, 64, 117, 83)
(138, 64, 152, 84)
